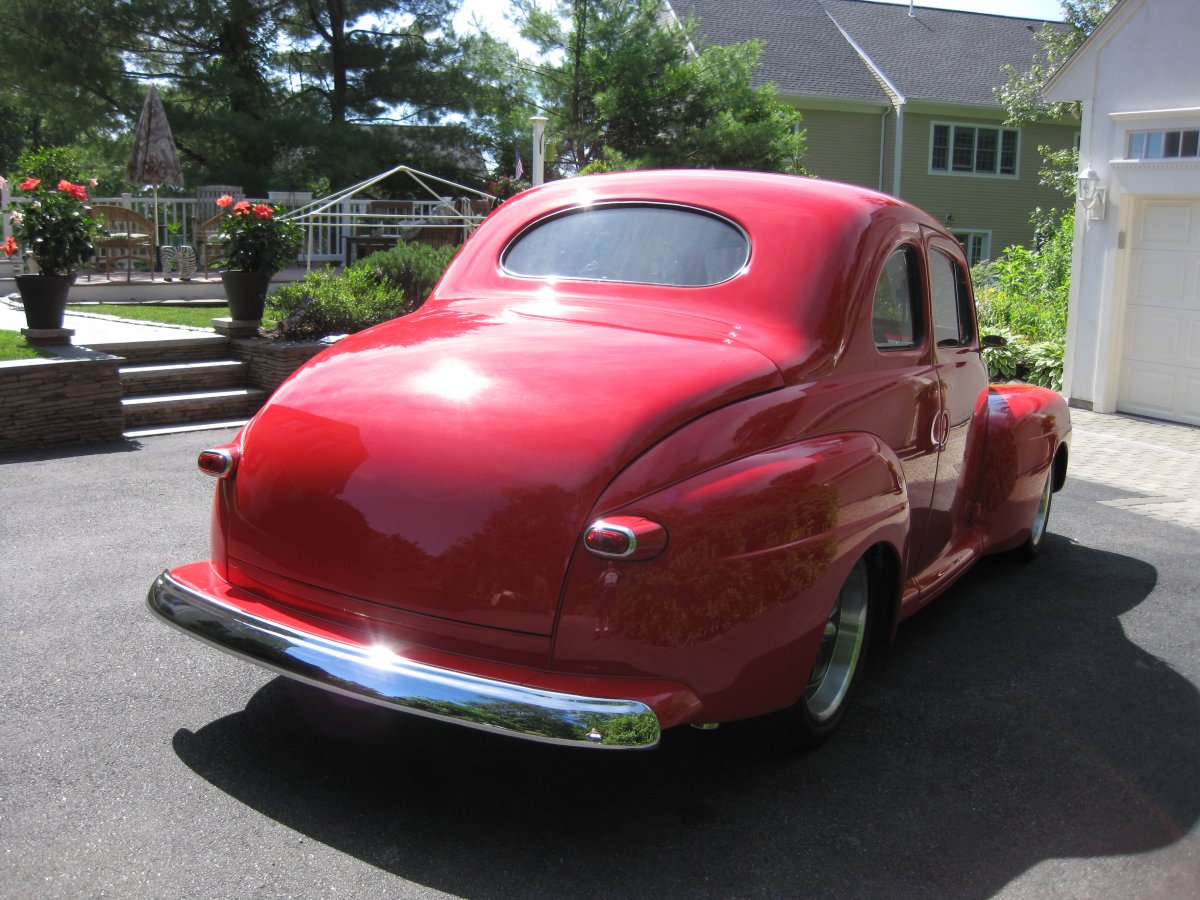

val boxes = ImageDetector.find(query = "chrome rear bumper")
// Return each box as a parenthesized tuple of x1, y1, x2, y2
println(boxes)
(147, 570, 660, 749)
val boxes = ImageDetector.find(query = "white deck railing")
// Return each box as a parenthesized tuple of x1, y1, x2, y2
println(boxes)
(1, 164, 495, 270)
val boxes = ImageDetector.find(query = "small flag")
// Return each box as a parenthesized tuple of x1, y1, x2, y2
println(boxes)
(514, 155, 524, 181)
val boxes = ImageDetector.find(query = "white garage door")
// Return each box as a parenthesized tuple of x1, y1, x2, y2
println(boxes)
(1119, 198, 1200, 425)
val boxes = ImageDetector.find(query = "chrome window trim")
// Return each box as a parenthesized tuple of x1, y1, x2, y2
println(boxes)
(500, 201, 751, 287)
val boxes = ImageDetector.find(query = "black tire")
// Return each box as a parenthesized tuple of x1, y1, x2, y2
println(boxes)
(780, 555, 874, 748)
(1017, 468, 1054, 561)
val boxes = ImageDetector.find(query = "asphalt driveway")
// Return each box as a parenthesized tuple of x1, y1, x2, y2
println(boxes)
(1, 426, 1197, 899)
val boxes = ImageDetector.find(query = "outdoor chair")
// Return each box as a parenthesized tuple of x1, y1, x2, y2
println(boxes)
(393, 199, 468, 251)
(344, 200, 416, 265)
(90, 204, 156, 282)
(195, 212, 228, 278)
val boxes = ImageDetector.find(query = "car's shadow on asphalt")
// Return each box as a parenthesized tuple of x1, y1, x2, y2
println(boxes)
(172, 536, 1199, 899)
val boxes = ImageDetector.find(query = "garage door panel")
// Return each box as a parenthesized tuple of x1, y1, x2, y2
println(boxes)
(1127, 311, 1183, 361)
(1131, 253, 1194, 307)
(1119, 197, 1200, 424)
(1186, 376, 1200, 423)
(1139, 200, 1200, 249)
(1123, 367, 1178, 417)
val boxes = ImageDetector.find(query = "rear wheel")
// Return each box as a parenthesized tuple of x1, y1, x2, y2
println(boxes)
(1017, 469, 1054, 560)
(782, 556, 873, 747)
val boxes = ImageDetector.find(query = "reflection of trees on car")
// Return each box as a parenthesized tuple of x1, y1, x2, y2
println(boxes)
(616, 475, 839, 648)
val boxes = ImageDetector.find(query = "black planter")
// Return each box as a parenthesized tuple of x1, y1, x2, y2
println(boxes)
(220, 270, 273, 322)
(15, 273, 75, 330)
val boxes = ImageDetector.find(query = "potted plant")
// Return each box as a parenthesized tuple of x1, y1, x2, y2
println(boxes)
(214, 194, 304, 322)
(3, 148, 101, 330)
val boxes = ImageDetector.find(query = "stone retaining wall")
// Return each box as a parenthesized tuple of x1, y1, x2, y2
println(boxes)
(231, 338, 326, 393)
(1, 338, 324, 452)
(0, 352, 124, 451)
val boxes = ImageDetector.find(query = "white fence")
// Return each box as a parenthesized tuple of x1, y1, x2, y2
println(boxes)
(1, 189, 487, 269)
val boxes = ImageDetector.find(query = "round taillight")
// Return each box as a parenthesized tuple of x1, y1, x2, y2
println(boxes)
(197, 445, 238, 478)
(583, 516, 668, 561)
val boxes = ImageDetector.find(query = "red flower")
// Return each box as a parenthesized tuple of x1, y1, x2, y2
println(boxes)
(19, 177, 40, 191)
(3, 235, 18, 257)
(253, 203, 273, 219)
(232, 200, 252, 215)
(215, 194, 234, 208)
(57, 179, 89, 202)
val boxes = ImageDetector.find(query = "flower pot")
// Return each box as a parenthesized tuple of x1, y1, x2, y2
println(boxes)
(221, 270, 273, 322)
(15, 273, 75, 330)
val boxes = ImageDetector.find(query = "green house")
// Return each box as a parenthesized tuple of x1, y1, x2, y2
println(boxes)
(674, 0, 1080, 262)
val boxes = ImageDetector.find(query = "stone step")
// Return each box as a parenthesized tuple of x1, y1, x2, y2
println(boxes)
(119, 358, 248, 397)
(123, 418, 251, 439)
(121, 387, 267, 429)
(87, 335, 230, 363)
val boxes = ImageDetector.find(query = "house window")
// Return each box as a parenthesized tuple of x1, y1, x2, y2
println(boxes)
(931, 123, 1019, 176)
(950, 230, 991, 267)
(1127, 129, 1200, 159)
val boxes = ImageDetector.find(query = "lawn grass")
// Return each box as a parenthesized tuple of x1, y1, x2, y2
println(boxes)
(68, 304, 280, 331)
(0, 330, 50, 362)
(0, 303, 279, 360)
(74, 303, 227, 329)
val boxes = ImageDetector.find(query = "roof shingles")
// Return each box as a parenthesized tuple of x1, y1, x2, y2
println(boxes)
(679, 0, 889, 103)
(679, 0, 1060, 108)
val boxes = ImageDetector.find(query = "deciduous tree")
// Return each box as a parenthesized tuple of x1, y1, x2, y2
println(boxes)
(512, 0, 805, 174)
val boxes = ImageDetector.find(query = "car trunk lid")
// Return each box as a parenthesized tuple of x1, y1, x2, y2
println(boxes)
(226, 302, 782, 635)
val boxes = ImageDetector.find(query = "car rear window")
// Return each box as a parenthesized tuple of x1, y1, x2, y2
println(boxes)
(502, 204, 749, 287)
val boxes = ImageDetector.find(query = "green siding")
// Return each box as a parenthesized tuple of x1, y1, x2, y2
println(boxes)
(895, 112, 1077, 256)
(794, 107, 883, 190)
(882, 112, 896, 194)
(781, 99, 1076, 258)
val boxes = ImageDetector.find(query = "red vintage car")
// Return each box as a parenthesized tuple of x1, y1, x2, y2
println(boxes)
(149, 171, 1070, 750)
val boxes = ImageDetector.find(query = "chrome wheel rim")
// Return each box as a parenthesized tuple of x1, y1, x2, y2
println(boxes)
(805, 559, 869, 723)
(1030, 471, 1052, 546)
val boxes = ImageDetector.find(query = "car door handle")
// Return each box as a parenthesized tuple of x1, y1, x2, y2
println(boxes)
(931, 409, 950, 451)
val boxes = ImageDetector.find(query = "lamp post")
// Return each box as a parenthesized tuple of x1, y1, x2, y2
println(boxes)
(531, 116, 549, 186)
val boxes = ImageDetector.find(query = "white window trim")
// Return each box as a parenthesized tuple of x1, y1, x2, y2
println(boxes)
(928, 121, 1021, 179)
(950, 229, 992, 266)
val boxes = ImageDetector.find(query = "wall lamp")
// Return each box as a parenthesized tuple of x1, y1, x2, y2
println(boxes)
(1077, 167, 1107, 221)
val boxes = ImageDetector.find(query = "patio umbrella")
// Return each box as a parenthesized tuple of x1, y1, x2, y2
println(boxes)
(125, 86, 183, 279)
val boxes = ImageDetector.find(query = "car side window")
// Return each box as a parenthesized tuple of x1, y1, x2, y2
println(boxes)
(872, 247, 921, 349)
(930, 249, 974, 347)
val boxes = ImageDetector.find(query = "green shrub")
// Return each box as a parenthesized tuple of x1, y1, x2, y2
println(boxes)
(980, 326, 1065, 391)
(973, 209, 1073, 390)
(267, 266, 410, 340)
(358, 240, 458, 304)
(265, 240, 458, 340)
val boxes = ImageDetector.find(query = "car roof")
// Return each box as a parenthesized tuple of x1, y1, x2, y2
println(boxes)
(435, 170, 949, 378)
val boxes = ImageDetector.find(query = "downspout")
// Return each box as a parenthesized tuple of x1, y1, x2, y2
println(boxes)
(879, 110, 888, 192)
(826, 9, 906, 197)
